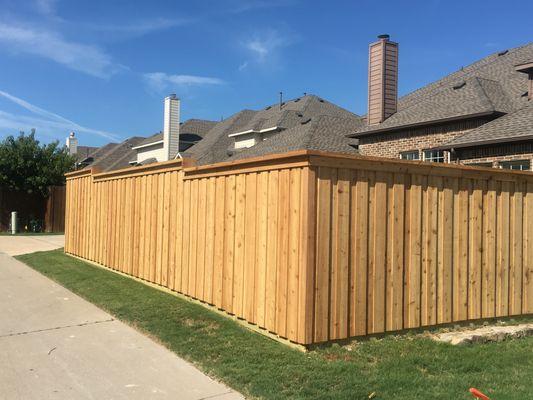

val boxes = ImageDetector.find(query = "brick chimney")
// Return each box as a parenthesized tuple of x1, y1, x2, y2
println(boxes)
(163, 94, 180, 160)
(516, 62, 533, 100)
(65, 131, 78, 155)
(367, 34, 399, 125)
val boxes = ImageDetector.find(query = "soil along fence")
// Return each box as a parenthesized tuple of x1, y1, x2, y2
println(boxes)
(64, 151, 533, 345)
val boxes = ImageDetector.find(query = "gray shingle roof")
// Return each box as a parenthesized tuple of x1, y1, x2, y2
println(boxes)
(137, 118, 217, 147)
(440, 102, 533, 148)
(75, 146, 99, 162)
(88, 137, 145, 172)
(186, 94, 363, 165)
(352, 42, 533, 136)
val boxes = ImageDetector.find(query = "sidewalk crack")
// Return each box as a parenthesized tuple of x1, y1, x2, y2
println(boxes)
(0, 318, 115, 338)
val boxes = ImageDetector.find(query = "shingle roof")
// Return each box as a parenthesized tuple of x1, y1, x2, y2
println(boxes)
(137, 118, 217, 147)
(186, 94, 363, 165)
(352, 42, 533, 136)
(440, 102, 533, 148)
(88, 137, 145, 172)
(75, 146, 99, 162)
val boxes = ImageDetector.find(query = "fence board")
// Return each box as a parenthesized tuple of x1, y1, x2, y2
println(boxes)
(64, 151, 533, 345)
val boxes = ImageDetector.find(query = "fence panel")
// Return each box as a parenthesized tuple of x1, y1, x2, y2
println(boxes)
(65, 152, 533, 345)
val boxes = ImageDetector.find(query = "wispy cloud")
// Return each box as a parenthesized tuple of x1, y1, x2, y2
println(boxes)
(0, 22, 122, 78)
(34, 0, 58, 16)
(143, 72, 225, 92)
(0, 90, 120, 141)
(240, 28, 296, 69)
(229, 0, 297, 13)
(85, 17, 191, 38)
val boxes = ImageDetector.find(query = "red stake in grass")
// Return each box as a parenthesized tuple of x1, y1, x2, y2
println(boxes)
(470, 388, 490, 400)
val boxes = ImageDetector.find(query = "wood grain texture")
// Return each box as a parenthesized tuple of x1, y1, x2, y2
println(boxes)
(65, 152, 533, 345)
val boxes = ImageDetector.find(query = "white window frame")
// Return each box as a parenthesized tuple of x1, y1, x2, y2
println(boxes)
(423, 149, 445, 163)
(499, 159, 531, 171)
(399, 150, 420, 161)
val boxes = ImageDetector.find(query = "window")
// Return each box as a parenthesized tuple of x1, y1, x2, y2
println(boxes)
(400, 150, 420, 161)
(466, 162, 493, 168)
(423, 150, 445, 163)
(500, 160, 531, 171)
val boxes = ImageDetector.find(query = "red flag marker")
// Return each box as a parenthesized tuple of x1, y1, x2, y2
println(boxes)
(469, 388, 490, 400)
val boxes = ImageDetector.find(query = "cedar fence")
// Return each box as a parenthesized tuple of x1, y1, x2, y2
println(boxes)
(64, 151, 533, 345)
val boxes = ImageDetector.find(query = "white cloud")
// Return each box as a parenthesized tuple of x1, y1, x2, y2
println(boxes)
(89, 17, 190, 37)
(0, 22, 122, 78)
(230, 0, 296, 13)
(143, 72, 225, 92)
(0, 90, 120, 141)
(34, 0, 58, 16)
(241, 29, 296, 68)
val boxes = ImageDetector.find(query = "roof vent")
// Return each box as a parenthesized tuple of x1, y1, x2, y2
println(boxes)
(453, 81, 466, 90)
(294, 98, 300, 102)
(318, 98, 324, 103)
(265, 106, 272, 110)
(498, 50, 509, 56)
(297, 113, 303, 117)
(301, 118, 312, 125)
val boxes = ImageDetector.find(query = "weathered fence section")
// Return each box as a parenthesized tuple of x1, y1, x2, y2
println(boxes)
(45, 185, 66, 232)
(65, 151, 533, 345)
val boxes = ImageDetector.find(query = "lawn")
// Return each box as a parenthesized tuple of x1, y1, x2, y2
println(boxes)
(16, 249, 533, 400)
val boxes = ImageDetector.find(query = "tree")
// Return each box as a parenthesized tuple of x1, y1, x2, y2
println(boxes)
(0, 131, 75, 196)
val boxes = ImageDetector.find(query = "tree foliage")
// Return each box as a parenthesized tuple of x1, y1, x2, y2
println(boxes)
(0, 131, 75, 196)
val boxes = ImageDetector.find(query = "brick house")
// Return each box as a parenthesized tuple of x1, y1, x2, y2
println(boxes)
(350, 36, 533, 170)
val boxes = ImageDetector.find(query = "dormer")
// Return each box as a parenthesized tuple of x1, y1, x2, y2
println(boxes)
(516, 61, 533, 100)
(228, 126, 283, 149)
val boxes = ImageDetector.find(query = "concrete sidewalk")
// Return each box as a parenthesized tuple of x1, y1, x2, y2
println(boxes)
(0, 234, 65, 256)
(0, 251, 244, 399)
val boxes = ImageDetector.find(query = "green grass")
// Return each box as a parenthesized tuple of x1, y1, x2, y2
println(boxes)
(16, 249, 533, 400)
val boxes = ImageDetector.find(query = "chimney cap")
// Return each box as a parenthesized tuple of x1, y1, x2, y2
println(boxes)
(377, 34, 390, 40)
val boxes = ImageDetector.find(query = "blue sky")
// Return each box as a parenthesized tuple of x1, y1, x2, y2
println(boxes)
(0, 0, 531, 147)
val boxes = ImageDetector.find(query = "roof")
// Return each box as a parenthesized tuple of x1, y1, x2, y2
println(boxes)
(186, 94, 363, 165)
(75, 145, 99, 162)
(87, 137, 145, 172)
(439, 102, 533, 149)
(136, 118, 217, 147)
(351, 42, 533, 137)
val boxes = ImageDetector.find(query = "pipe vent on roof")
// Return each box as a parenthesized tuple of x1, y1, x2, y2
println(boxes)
(453, 81, 466, 90)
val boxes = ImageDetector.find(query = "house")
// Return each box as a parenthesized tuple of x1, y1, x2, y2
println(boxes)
(349, 35, 533, 170)
(68, 93, 363, 171)
(66, 96, 216, 172)
(69, 36, 533, 172)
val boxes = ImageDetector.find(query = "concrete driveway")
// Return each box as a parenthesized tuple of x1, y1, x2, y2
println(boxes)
(0, 234, 65, 256)
(0, 240, 243, 399)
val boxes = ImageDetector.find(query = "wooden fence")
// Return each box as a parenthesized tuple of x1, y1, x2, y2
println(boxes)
(45, 186, 66, 232)
(0, 185, 65, 232)
(64, 151, 533, 345)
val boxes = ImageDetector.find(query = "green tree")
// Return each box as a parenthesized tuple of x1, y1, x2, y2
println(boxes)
(0, 131, 75, 196)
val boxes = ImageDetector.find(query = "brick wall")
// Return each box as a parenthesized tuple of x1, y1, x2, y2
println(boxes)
(454, 141, 533, 170)
(357, 119, 489, 161)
